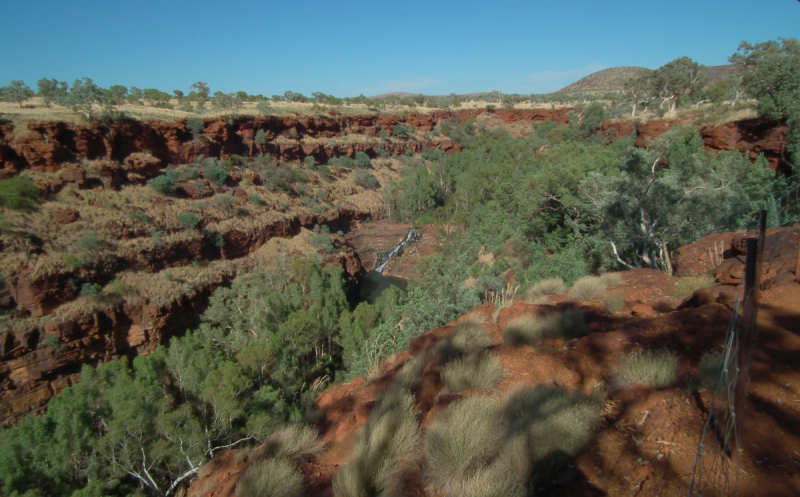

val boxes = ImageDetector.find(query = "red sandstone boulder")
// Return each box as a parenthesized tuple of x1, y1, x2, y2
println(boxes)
(52, 209, 79, 224)
(59, 164, 86, 186)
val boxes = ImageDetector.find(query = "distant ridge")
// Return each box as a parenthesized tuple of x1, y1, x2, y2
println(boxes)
(558, 67, 652, 94)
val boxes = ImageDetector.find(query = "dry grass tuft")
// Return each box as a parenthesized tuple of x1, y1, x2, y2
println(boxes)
(235, 458, 304, 497)
(503, 309, 589, 345)
(332, 392, 421, 497)
(568, 276, 608, 302)
(698, 350, 735, 390)
(434, 322, 494, 364)
(527, 278, 567, 300)
(612, 349, 680, 389)
(598, 272, 624, 287)
(672, 275, 717, 298)
(499, 386, 601, 486)
(263, 425, 325, 460)
(602, 292, 625, 314)
(441, 352, 504, 394)
(424, 396, 505, 493)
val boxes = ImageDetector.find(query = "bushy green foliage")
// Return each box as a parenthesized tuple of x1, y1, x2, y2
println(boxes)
(75, 232, 99, 252)
(249, 194, 262, 205)
(214, 194, 238, 210)
(79, 282, 102, 297)
(0, 177, 40, 210)
(603, 292, 625, 314)
(353, 151, 371, 169)
(1, 80, 34, 107)
(147, 174, 175, 194)
(353, 170, 379, 189)
(186, 117, 204, 139)
(177, 212, 201, 230)
(392, 124, 415, 138)
(204, 163, 228, 185)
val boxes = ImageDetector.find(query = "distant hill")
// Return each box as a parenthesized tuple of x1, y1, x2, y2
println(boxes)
(557, 67, 652, 94)
(557, 64, 735, 95)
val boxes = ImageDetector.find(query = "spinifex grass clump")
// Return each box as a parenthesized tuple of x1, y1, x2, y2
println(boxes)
(612, 349, 680, 388)
(568, 275, 608, 302)
(434, 321, 494, 364)
(503, 309, 589, 345)
(672, 275, 717, 298)
(698, 350, 736, 390)
(603, 292, 625, 314)
(332, 392, 421, 496)
(262, 425, 326, 460)
(424, 396, 507, 494)
(236, 458, 304, 497)
(527, 278, 567, 300)
(423, 386, 601, 497)
(498, 386, 601, 488)
(441, 352, 504, 394)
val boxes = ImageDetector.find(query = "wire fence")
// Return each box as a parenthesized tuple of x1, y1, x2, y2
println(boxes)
(687, 215, 766, 497)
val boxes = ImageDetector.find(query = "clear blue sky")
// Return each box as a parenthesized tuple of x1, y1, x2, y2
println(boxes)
(2, 0, 798, 98)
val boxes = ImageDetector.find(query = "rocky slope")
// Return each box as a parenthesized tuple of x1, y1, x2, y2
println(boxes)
(187, 226, 800, 497)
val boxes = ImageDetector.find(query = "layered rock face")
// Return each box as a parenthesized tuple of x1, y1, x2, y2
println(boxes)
(600, 117, 790, 172)
(0, 109, 575, 175)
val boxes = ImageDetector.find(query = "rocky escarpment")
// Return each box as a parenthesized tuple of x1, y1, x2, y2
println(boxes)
(0, 109, 576, 176)
(0, 208, 369, 427)
(600, 117, 790, 172)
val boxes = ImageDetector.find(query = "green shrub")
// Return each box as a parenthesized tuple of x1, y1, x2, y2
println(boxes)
(672, 275, 716, 298)
(235, 458, 303, 497)
(165, 169, 181, 181)
(128, 210, 148, 223)
(289, 128, 299, 139)
(503, 309, 589, 345)
(147, 175, 175, 195)
(393, 124, 415, 138)
(612, 349, 680, 388)
(603, 292, 625, 314)
(318, 165, 331, 181)
(207, 231, 226, 248)
(441, 352, 504, 394)
(353, 170, 379, 189)
(310, 235, 334, 254)
(303, 156, 315, 169)
(527, 278, 566, 300)
(177, 212, 201, 230)
(404, 148, 413, 156)
(203, 164, 228, 185)
(329, 156, 354, 169)
(76, 232, 99, 252)
(214, 194, 238, 210)
(377, 147, 389, 158)
(354, 151, 371, 168)
(424, 395, 505, 492)
(186, 117, 206, 140)
(79, 282, 102, 297)
(568, 276, 608, 302)
(0, 177, 40, 210)
(379, 130, 389, 139)
(332, 392, 420, 496)
(434, 322, 494, 364)
(249, 194, 262, 205)
(263, 425, 325, 460)
(178, 166, 200, 179)
(45, 336, 61, 353)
